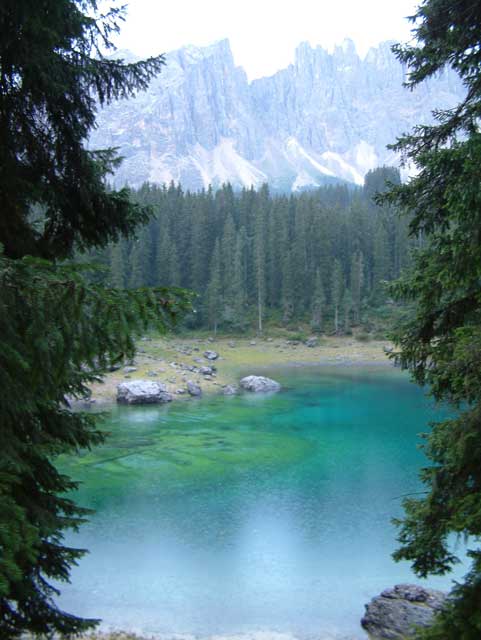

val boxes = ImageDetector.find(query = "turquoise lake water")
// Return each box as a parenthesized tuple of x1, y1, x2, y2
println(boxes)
(58, 365, 466, 639)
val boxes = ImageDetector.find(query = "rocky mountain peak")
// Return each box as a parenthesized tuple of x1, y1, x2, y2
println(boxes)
(91, 37, 464, 192)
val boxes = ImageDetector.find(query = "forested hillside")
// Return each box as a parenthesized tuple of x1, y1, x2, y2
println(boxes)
(95, 166, 412, 334)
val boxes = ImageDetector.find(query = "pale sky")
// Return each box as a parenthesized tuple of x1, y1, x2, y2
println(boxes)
(111, 0, 419, 80)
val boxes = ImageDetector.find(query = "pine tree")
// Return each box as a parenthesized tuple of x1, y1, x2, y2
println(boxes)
(157, 226, 172, 286)
(311, 269, 325, 333)
(205, 240, 223, 335)
(330, 260, 344, 334)
(253, 193, 268, 335)
(220, 212, 237, 324)
(0, 2, 191, 636)
(379, 2, 481, 636)
(343, 288, 353, 334)
(371, 222, 390, 304)
(129, 231, 147, 289)
(350, 251, 364, 326)
(281, 249, 295, 325)
(230, 231, 247, 330)
(169, 243, 181, 287)
(109, 241, 126, 288)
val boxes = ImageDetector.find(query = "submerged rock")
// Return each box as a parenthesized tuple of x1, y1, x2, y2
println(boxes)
(240, 375, 281, 393)
(187, 380, 202, 397)
(361, 584, 447, 639)
(223, 384, 238, 395)
(117, 380, 173, 405)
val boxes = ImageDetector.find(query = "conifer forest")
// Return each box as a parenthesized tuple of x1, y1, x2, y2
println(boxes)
(95, 166, 410, 334)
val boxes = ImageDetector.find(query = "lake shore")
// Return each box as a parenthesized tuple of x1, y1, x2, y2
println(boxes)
(86, 334, 394, 405)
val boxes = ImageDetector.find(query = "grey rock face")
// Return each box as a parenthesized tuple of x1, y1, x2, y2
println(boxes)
(117, 380, 173, 404)
(305, 337, 319, 347)
(240, 375, 281, 393)
(187, 380, 202, 397)
(361, 584, 447, 639)
(90, 39, 464, 192)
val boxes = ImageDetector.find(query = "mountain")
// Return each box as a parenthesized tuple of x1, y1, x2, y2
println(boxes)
(90, 39, 464, 191)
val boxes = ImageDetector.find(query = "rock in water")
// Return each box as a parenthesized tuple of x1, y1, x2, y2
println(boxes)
(223, 384, 238, 395)
(117, 380, 173, 405)
(187, 381, 202, 397)
(361, 584, 447, 639)
(240, 375, 281, 393)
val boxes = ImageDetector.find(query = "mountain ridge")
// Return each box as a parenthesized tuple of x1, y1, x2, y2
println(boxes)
(90, 38, 464, 191)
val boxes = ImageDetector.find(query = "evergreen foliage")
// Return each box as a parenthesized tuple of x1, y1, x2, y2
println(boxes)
(380, 1, 481, 637)
(95, 173, 410, 334)
(0, 1, 192, 636)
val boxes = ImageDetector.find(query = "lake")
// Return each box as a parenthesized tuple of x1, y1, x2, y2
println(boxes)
(57, 365, 465, 639)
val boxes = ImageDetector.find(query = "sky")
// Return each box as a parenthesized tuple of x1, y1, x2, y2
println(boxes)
(111, 0, 420, 80)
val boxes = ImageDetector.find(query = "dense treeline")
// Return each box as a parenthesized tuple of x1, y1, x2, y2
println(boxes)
(95, 166, 412, 334)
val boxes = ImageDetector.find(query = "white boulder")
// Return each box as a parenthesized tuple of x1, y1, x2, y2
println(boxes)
(240, 375, 281, 393)
(117, 380, 173, 405)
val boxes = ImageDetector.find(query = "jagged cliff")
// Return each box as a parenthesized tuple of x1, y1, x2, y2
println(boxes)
(91, 39, 463, 191)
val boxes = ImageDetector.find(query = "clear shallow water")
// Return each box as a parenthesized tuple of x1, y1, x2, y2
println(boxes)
(58, 365, 465, 639)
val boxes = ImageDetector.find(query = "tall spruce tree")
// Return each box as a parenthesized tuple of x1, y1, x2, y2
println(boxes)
(109, 241, 126, 288)
(350, 251, 364, 326)
(380, 1, 481, 637)
(0, 2, 191, 636)
(205, 240, 223, 335)
(331, 260, 344, 334)
(230, 231, 247, 330)
(253, 189, 268, 334)
(282, 250, 295, 325)
(343, 288, 353, 335)
(311, 269, 325, 333)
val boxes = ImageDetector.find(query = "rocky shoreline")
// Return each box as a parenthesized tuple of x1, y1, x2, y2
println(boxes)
(83, 335, 394, 406)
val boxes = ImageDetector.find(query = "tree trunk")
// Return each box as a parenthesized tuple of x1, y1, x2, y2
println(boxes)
(258, 288, 263, 335)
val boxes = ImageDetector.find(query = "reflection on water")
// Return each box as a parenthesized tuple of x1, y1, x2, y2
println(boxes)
(58, 366, 464, 639)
